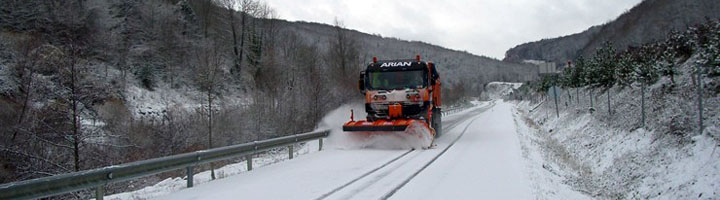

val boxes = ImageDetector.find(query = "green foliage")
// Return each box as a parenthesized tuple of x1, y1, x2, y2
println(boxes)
(247, 28, 263, 67)
(698, 20, 720, 77)
(561, 56, 587, 88)
(587, 42, 618, 89)
(537, 74, 558, 94)
(616, 53, 635, 87)
(631, 45, 660, 84)
(136, 65, 156, 90)
(656, 48, 678, 84)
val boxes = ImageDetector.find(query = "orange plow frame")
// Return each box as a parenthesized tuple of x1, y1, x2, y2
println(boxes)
(342, 119, 433, 134)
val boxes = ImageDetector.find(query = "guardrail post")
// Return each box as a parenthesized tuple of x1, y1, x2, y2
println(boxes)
(186, 166, 194, 188)
(319, 138, 323, 151)
(96, 185, 104, 200)
(289, 145, 294, 159)
(246, 155, 253, 171)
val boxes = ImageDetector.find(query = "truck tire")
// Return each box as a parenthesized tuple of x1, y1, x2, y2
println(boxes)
(432, 108, 442, 138)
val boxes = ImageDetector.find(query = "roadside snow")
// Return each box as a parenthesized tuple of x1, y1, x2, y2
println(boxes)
(102, 145, 318, 200)
(513, 104, 591, 199)
(508, 54, 720, 199)
(515, 98, 720, 199)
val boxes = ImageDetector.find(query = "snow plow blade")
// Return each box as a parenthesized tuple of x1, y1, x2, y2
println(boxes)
(342, 119, 435, 149)
(343, 119, 416, 132)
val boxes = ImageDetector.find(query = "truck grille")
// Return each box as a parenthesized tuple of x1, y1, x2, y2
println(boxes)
(366, 101, 429, 120)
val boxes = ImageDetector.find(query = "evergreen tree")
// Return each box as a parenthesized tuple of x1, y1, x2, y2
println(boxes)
(632, 45, 659, 84)
(698, 20, 720, 77)
(573, 56, 587, 87)
(616, 50, 635, 88)
(176, 0, 200, 39)
(590, 42, 618, 90)
(247, 28, 263, 68)
(656, 46, 678, 84)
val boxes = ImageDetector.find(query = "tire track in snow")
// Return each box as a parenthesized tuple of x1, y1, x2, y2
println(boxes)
(314, 149, 415, 200)
(315, 101, 495, 200)
(380, 105, 489, 200)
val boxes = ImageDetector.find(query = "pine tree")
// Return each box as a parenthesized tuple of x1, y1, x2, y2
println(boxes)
(590, 42, 618, 89)
(616, 51, 635, 88)
(247, 28, 263, 68)
(632, 45, 659, 84)
(656, 47, 678, 84)
(698, 20, 720, 77)
(176, 0, 200, 36)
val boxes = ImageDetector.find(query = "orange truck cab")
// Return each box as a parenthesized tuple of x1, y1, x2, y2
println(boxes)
(343, 55, 442, 138)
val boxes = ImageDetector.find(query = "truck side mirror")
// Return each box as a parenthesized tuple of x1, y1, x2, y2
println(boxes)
(429, 64, 437, 86)
(359, 71, 366, 93)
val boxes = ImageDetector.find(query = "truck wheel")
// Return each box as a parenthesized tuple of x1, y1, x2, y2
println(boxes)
(432, 108, 442, 138)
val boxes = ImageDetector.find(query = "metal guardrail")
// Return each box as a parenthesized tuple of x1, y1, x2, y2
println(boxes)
(442, 106, 468, 116)
(0, 129, 331, 200)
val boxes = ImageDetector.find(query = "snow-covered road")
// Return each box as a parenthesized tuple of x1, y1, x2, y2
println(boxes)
(155, 101, 532, 200)
(390, 102, 531, 199)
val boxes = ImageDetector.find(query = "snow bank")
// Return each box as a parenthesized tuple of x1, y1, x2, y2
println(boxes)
(512, 104, 592, 199)
(315, 103, 365, 149)
(519, 99, 720, 198)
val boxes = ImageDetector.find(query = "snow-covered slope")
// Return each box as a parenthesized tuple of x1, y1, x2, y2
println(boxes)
(513, 54, 720, 199)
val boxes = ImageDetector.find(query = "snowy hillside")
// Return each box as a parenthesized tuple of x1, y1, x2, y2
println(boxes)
(512, 53, 719, 199)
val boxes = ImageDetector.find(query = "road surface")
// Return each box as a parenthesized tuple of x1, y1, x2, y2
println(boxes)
(156, 101, 532, 200)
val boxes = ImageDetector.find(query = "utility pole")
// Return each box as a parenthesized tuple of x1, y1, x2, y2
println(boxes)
(641, 80, 645, 128)
(553, 85, 559, 118)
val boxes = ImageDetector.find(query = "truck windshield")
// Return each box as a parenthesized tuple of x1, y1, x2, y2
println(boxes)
(368, 70, 426, 90)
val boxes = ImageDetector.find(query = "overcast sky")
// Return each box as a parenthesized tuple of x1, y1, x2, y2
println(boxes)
(264, 0, 642, 60)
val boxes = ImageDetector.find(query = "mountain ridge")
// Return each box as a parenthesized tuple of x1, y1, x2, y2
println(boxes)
(504, 0, 720, 63)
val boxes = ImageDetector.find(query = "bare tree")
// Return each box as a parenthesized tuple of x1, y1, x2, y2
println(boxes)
(237, 0, 261, 73)
(328, 18, 361, 94)
(8, 36, 44, 141)
(298, 43, 325, 124)
(192, 0, 217, 39)
(218, 0, 242, 76)
(194, 38, 226, 180)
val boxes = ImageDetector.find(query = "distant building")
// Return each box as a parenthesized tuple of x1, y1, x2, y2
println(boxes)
(522, 60, 561, 75)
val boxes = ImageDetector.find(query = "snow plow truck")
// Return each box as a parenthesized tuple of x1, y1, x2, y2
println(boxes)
(343, 55, 442, 148)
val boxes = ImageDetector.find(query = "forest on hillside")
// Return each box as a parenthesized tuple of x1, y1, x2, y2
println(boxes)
(0, 0, 361, 185)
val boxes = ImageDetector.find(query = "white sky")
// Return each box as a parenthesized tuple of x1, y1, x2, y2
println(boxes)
(264, 0, 642, 59)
